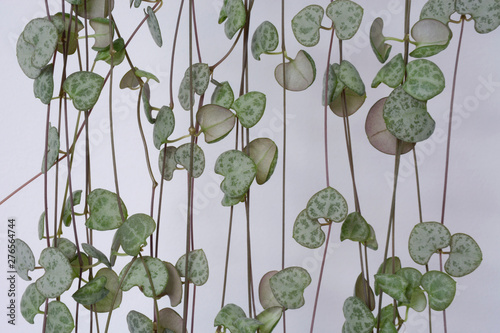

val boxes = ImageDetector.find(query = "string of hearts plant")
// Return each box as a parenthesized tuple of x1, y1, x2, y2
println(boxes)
(4, 0, 499, 332)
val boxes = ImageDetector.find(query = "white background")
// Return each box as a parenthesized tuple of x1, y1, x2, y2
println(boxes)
(1, 0, 500, 332)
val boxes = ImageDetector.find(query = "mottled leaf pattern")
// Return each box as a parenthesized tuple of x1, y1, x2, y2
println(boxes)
(196, 104, 236, 143)
(445, 233, 482, 277)
(252, 21, 279, 60)
(215, 150, 256, 199)
(36, 247, 74, 298)
(178, 63, 210, 110)
(214, 303, 247, 332)
(153, 106, 175, 149)
(63, 71, 104, 111)
(46, 301, 74, 333)
(306, 186, 348, 222)
(82, 243, 111, 268)
(127, 310, 154, 333)
(20, 283, 45, 324)
(275, 50, 316, 91)
(232, 91, 266, 128)
(158, 146, 178, 181)
(211, 81, 235, 108)
(62, 190, 82, 227)
(342, 296, 376, 333)
(119, 213, 156, 256)
(421, 271, 456, 311)
(420, 0, 456, 24)
(456, 0, 500, 33)
(146, 6, 162, 47)
(120, 256, 169, 298)
(293, 209, 325, 249)
(291, 5, 324, 47)
(54, 237, 77, 260)
(175, 143, 205, 178)
(220, 0, 246, 39)
(83, 268, 122, 312)
(175, 249, 209, 286)
(371, 53, 405, 89)
(339, 60, 365, 96)
(404, 59, 445, 101)
(86, 188, 128, 230)
(370, 18, 392, 63)
(34, 64, 54, 104)
(326, 0, 363, 40)
(374, 274, 409, 303)
(72, 276, 109, 305)
(235, 317, 263, 333)
(409, 222, 451, 265)
(322, 64, 337, 106)
(14, 238, 35, 281)
(375, 257, 401, 295)
(41, 124, 60, 172)
(269, 267, 311, 309)
(340, 212, 370, 242)
(410, 19, 451, 58)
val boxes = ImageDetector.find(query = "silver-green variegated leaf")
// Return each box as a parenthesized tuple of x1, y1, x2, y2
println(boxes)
(456, 0, 500, 33)
(375, 257, 401, 295)
(340, 212, 370, 242)
(322, 64, 338, 106)
(372, 53, 405, 88)
(258, 271, 281, 309)
(119, 213, 156, 256)
(396, 267, 422, 290)
(17, 36, 42, 79)
(211, 81, 235, 108)
(383, 86, 435, 143)
(365, 224, 378, 250)
(84, 268, 122, 312)
(421, 270, 456, 311)
(63, 71, 104, 111)
(420, 0, 456, 24)
(232, 91, 266, 128)
(222, 193, 246, 207)
(326, 0, 363, 40)
(36, 247, 74, 298)
(256, 307, 282, 333)
(404, 59, 445, 101)
(153, 106, 175, 150)
(89, 18, 113, 51)
(14, 239, 35, 281)
(220, 0, 246, 39)
(82, 243, 111, 268)
(374, 274, 409, 303)
(370, 18, 392, 63)
(252, 21, 279, 60)
(72, 276, 109, 305)
(409, 222, 451, 265)
(175, 249, 209, 286)
(76, 0, 114, 19)
(214, 303, 247, 333)
(269, 266, 311, 309)
(396, 267, 425, 311)
(34, 64, 54, 104)
(245, 138, 278, 185)
(339, 60, 365, 96)
(215, 150, 256, 199)
(20, 283, 45, 324)
(62, 190, 82, 227)
(306, 186, 348, 222)
(158, 146, 178, 181)
(54, 237, 77, 261)
(235, 317, 263, 333)
(342, 296, 376, 333)
(41, 124, 59, 172)
(197, 104, 236, 143)
(444, 233, 482, 277)
(292, 5, 324, 47)
(86, 188, 128, 230)
(127, 310, 154, 333)
(95, 38, 126, 66)
(175, 143, 205, 178)
(293, 209, 325, 249)
(146, 6, 162, 47)
(178, 63, 210, 110)
(121, 256, 169, 298)
(46, 301, 74, 333)
(410, 19, 452, 58)
(275, 50, 316, 91)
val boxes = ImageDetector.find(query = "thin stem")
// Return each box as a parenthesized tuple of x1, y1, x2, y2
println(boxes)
(169, 0, 185, 108)
(220, 207, 234, 308)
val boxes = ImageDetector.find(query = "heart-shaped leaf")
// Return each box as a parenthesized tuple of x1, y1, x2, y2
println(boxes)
(158, 308, 183, 333)
(62, 190, 82, 227)
(252, 21, 279, 60)
(292, 5, 324, 47)
(409, 222, 451, 265)
(354, 273, 375, 311)
(86, 188, 128, 230)
(379, 304, 402, 329)
(76, 0, 114, 19)
(41, 123, 60, 172)
(36, 247, 74, 298)
(330, 88, 366, 117)
(375, 257, 401, 295)
(245, 138, 278, 185)
(158, 146, 178, 181)
(95, 38, 126, 66)
(420, 0, 456, 24)
(370, 18, 392, 63)
(365, 224, 378, 250)
(214, 303, 247, 332)
(127, 310, 154, 333)
(444, 233, 482, 277)
(63, 71, 104, 111)
(70, 253, 89, 278)
(159, 262, 183, 307)
(83, 268, 122, 312)
(421, 270, 456, 311)
(322, 64, 338, 106)
(46, 301, 74, 333)
(215, 150, 256, 199)
(275, 50, 316, 91)
(341, 212, 370, 242)
(219, 0, 246, 39)
(197, 104, 236, 143)
(396, 267, 422, 290)
(342, 296, 376, 333)
(34, 64, 54, 104)
(456, 0, 500, 34)
(371, 53, 405, 89)
(258, 271, 281, 309)
(82, 243, 111, 268)
(120, 68, 141, 90)
(306, 186, 348, 223)
(146, 6, 162, 47)
(135, 69, 160, 83)
(153, 106, 175, 150)
(235, 317, 263, 333)
(256, 307, 282, 333)
(54, 237, 77, 261)
(178, 63, 210, 110)
(326, 0, 363, 40)
(51, 13, 84, 55)
(119, 213, 156, 256)
(89, 18, 114, 51)
(175, 249, 209, 286)
(120, 256, 169, 298)
(338, 60, 365, 96)
(403, 59, 445, 101)
(72, 276, 109, 305)
(383, 86, 435, 143)
(374, 274, 409, 303)
(14, 238, 35, 281)
(269, 266, 311, 309)
(20, 283, 45, 324)
(293, 209, 325, 249)
(410, 19, 452, 58)
(407, 287, 427, 312)
(232, 91, 266, 128)
(175, 143, 205, 178)
(211, 81, 235, 108)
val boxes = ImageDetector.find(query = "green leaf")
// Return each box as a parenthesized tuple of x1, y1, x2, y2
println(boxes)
(370, 18, 392, 63)
(158, 146, 178, 181)
(232, 91, 266, 128)
(322, 64, 338, 106)
(46, 301, 74, 333)
(82, 243, 111, 268)
(408, 222, 451, 265)
(38, 211, 45, 240)
(178, 63, 211, 110)
(421, 271, 456, 311)
(420, 0, 456, 24)
(222, 193, 246, 207)
(354, 273, 375, 311)
(374, 274, 409, 303)
(175, 249, 209, 286)
(269, 266, 311, 309)
(291, 5, 325, 47)
(220, 0, 246, 39)
(252, 21, 279, 60)
(326, 0, 363, 40)
(396, 267, 422, 290)
(89, 17, 114, 51)
(275, 50, 316, 91)
(76, 0, 114, 19)
(245, 138, 278, 185)
(146, 6, 162, 47)
(41, 124, 60, 172)
(365, 224, 378, 250)
(258, 271, 281, 309)
(83, 268, 123, 312)
(120, 256, 169, 298)
(63, 71, 105, 111)
(444, 233, 483, 277)
(342, 296, 376, 333)
(36, 247, 74, 298)
(135, 68, 160, 83)
(119, 213, 156, 256)
(51, 13, 84, 55)
(256, 307, 282, 333)
(211, 81, 235, 108)
(196, 104, 236, 143)
(70, 253, 89, 278)
(403, 59, 445, 101)
(34, 64, 54, 104)
(375, 257, 401, 295)
(153, 106, 175, 150)
(86, 188, 128, 230)
(95, 38, 126, 66)
(383, 86, 435, 143)
(214, 303, 247, 332)
(372, 53, 405, 88)
(408, 287, 427, 312)
(54, 237, 77, 261)
(175, 143, 205, 178)
(379, 304, 402, 329)
(215, 150, 256, 199)
(380, 321, 398, 333)
(410, 19, 452, 58)
(293, 209, 325, 249)
(340, 212, 370, 242)
(235, 317, 263, 333)
(14, 238, 35, 281)
(62, 190, 82, 227)
(338, 60, 365, 96)
(127, 310, 154, 333)
(20, 283, 45, 324)
(306, 186, 348, 222)
(72, 276, 109, 306)
(456, 0, 500, 33)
